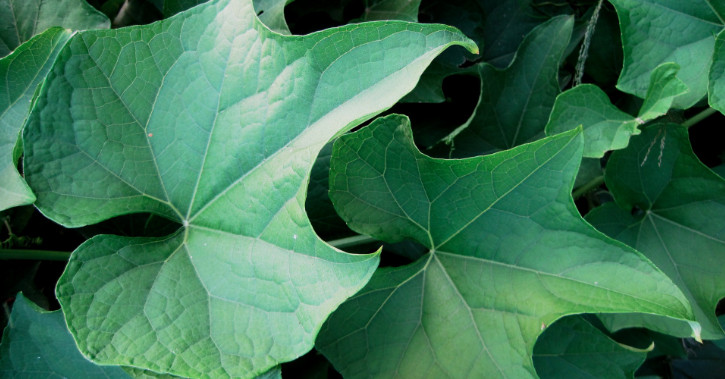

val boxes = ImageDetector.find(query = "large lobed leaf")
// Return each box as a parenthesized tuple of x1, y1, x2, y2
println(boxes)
(316, 114, 692, 378)
(588, 123, 725, 340)
(22, 0, 477, 377)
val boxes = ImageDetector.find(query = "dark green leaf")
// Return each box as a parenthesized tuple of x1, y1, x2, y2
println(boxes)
(443, 15, 574, 156)
(587, 123, 725, 340)
(0, 0, 109, 58)
(609, 0, 723, 108)
(316, 114, 692, 378)
(0, 293, 129, 378)
(533, 315, 648, 379)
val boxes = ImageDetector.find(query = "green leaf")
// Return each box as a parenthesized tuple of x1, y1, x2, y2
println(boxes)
(609, 0, 723, 109)
(148, 0, 209, 17)
(443, 15, 574, 156)
(22, 0, 477, 377)
(587, 123, 725, 340)
(0, 293, 129, 378)
(545, 63, 687, 158)
(533, 315, 649, 379)
(0, 28, 72, 211)
(709, 29, 725, 113)
(545, 84, 638, 158)
(0, 0, 109, 58)
(253, 0, 294, 34)
(359, 0, 420, 22)
(316, 114, 692, 378)
(638, 63, 688, 120)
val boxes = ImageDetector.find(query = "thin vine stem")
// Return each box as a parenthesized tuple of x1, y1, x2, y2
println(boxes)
(0, 249, 71, 261)
(682, 108, 717, 129)
(572, 175, 605, 199)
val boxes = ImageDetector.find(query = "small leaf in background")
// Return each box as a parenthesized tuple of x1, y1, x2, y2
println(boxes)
(316, 114, 692, 378)
(546, 62, 687, 158)
(0, 0, 109, 58)
(587, 123, 725, 340)
(147, 0, 209, 17)
(253, 0, 294, 34)
(22, 0, 477, 376)
(609, 0, 723, 109)
(358, 0, 420, 22)
(0, 293, 129, 378)
(533, 315, 649, 379)
(442, 15, 573, 156)
(0, 28, 72, 211)
(708, 29, 725, 114)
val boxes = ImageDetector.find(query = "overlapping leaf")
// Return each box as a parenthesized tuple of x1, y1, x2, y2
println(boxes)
(442, 16, 573, 156)
(609, 0, 724, 109)
(0, 293, 129, 378)
(587, 123, 725, 340)
(0, 0, 109, 58)
(546, 63, 687, 158)
(0, 28, 72, 211)
(533, 316, 649, 378)
(22, 0, 476, 376)
(316, 114, 692, 378)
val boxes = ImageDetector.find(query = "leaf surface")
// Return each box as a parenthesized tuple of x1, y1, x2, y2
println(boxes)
(0, 293, 129, 378)
(587, 123, 725, 340)
(443, 16, 573, 156)
(546, 63, 687, 158)
(0, 0, 109, 58)
(533, 316, 648, 379)
(22, 0, 476, 376)
(609, 0, 723, 108)
(0, 28, 72, 211)
(316, 114, 692, 378)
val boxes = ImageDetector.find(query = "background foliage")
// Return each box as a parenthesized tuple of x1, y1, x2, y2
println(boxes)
(1, 0, 725, 378)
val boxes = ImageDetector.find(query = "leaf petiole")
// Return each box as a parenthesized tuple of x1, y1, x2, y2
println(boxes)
(0, 249, 71, 261)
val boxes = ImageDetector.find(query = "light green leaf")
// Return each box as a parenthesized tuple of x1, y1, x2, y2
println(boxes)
(0, 293, 129, 378)
(638, 63, 688, 120)
(0, 28, 72, 211)
(22, 0, 476, 377)
(316, 114, 692, 378)
(545, 84, 638, 158)
(0, 0, 109, 58)
(253, 0, 294, 34)
(609, 0, 723, 109)
(587, 123, 725, 340)
(533, 315, 649, 379)
(709, 29, 725, 113)
(545, 63, 687, 158)
(443, 15, 573, 156)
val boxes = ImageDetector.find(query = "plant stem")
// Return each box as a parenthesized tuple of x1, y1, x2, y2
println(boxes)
(328, 234, 378, 249)
(0, 249, 71, 261)
(683, 108, 717, 129)
(573, 175, 605, 199)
